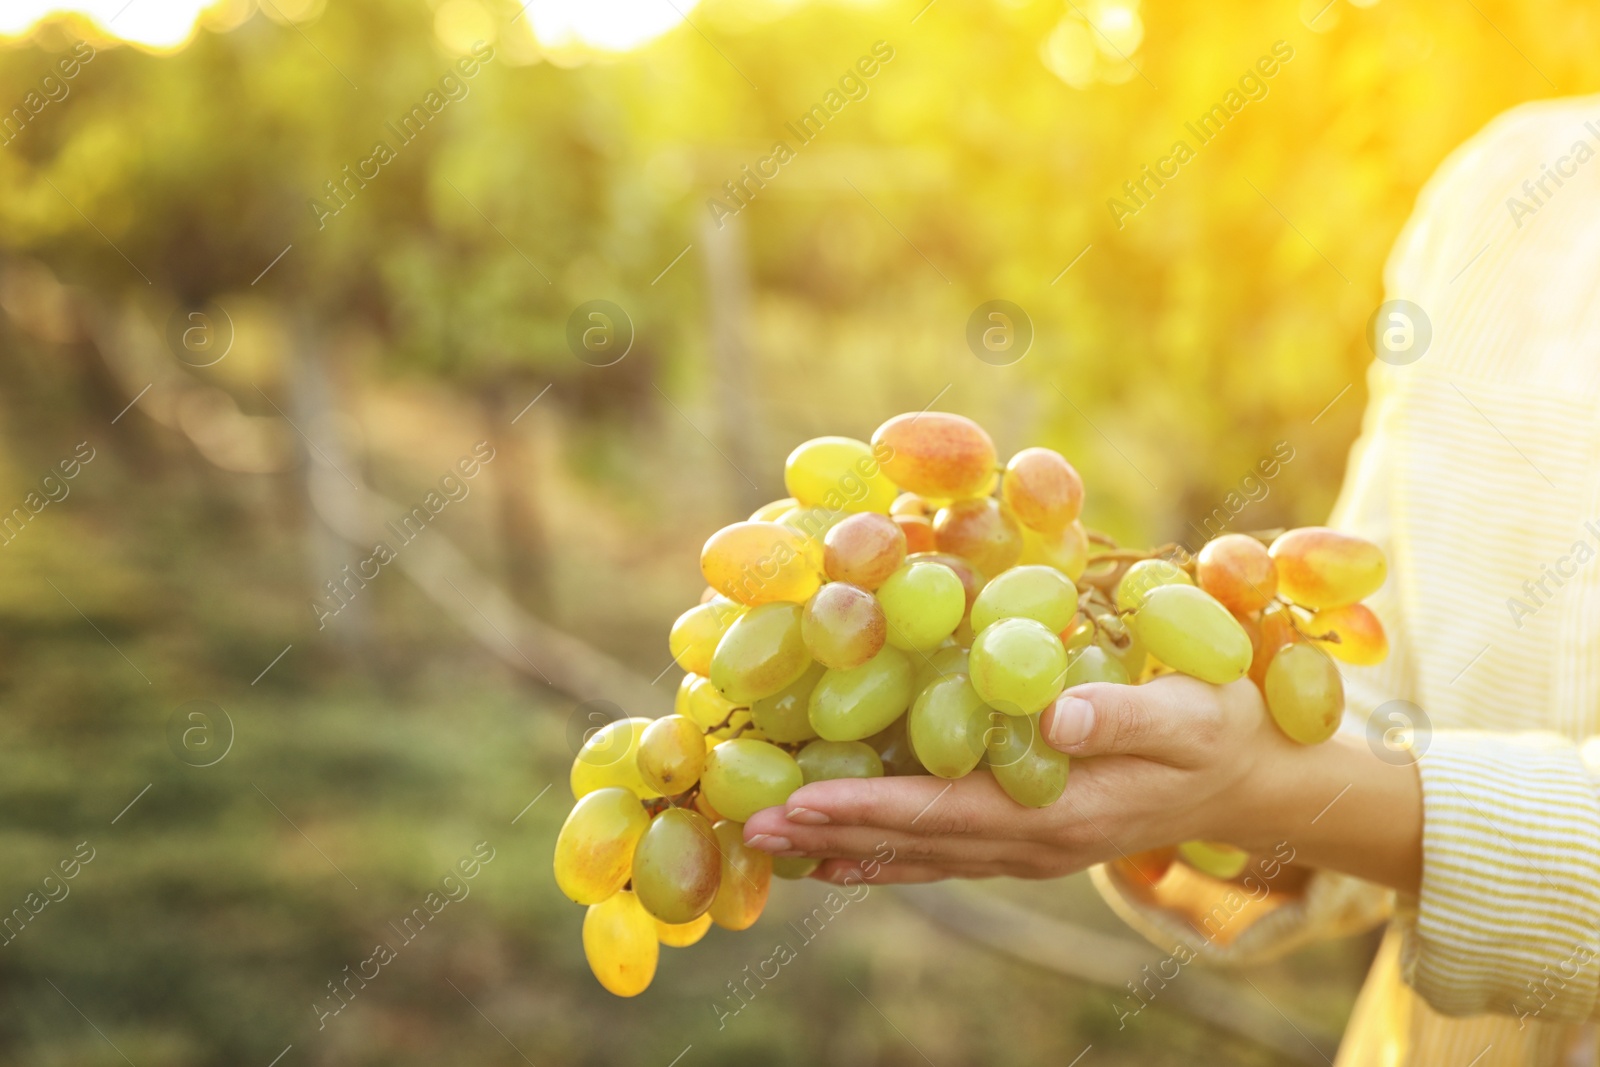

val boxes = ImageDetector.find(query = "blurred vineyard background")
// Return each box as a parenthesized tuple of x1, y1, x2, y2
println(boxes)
(0, 0, 1593, 1063)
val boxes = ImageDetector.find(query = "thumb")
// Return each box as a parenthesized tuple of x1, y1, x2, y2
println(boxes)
(1041, 679, 1205, 761)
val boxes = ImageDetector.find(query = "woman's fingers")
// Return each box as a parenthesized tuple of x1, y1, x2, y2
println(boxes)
(748, 821, 1043, 868)
(755, 769, 1023, 839)
(1041, 674, 1223, 764)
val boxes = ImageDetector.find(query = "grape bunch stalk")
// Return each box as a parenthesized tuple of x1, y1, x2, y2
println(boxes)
(553, 412, 1389, 995)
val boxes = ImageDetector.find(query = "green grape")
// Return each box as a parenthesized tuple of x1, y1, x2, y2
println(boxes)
(807, 646, 914, 741)
(877, 561, 965, 651)
(750, 662, 824, 742)
(701, 738, 804, 821)
(1263, 642, 1344, 744)
(773, 856, 821, 880)
(655, 912, 713, 947)
(969, 564, 1078, 635)
(778, 505, 849, 548)
(796, 739, 885, 783)
(908, 675, 989, 778)
(684, 675, 739, 731)
(570, 718, 662, 800)
(637, 715, 707, 795)
(984, 713, 1070, 807)
(709, 819, 773, 930)
(867, 714, 929, 776)
(669, 599, 746, 675)
(583, 889, 658, 997)
(631, 808, 722, 924)
(710, 602, 813, 703)
(554, 786, 650, 905)
(1114, 558, 1194, 613)
(911, 643, 970, 694)
(1063, 645, 1129, 686)
(801, 583, 887, 669)
(1178, 840, 1249, 879)
(968, 617, 1069, 716)
(1129, 585, 1251, 685)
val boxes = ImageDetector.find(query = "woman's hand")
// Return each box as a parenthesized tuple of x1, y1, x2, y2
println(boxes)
(742, 671, 1424, 893)
(742, 674, 1297, 885)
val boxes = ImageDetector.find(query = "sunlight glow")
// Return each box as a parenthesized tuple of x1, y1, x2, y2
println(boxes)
(0, 0, 215, 50)
(523, 0, 701, 55)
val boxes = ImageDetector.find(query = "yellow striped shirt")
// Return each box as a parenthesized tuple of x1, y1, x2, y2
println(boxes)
(1095, 94, 1600, 1065)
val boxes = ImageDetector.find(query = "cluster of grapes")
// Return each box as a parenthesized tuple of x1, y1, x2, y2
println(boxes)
(553, 412, 1388, 995)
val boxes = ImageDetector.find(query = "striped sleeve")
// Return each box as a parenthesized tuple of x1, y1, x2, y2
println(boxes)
(1396, 732, 1600, 1021)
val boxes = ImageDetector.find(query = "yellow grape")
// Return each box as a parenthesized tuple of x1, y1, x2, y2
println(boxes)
(877, 561, 965, 651)
(807, 646, 914, 741)
(872, 412, 997, 499)
(683, 675, 739, 731)
(776, 507, 845, 567)
(701, 739, 804, 821)
(783, 436, 898, 514)
(1018, 520, 1089, 581)
(1178, 841, 1249, 879)
(583, 889, 658, 997)
(1128, 585, 1251, 685)
(908, 674, 989, 778)
(969, 564, 1078, 634)
(1196, 534, 1277, 616)
(674, 673, 698, 718)
(796, 739, 884, 783)
(1264, 642, 1344, 744)
(749, 497, 798, 522)
(866, 714, 929, 776)
(700, 521, 822, 606)
(710, 602, 813, 704)
(890, 493, 931, 518)
(801, 582, 887, 669)
(669, 599, 746, 676)
(773, 856, 821, 879)
(631, 808, 722, 924)
(656, 912, 712, 947)
(911, 642, 969, 693)
(895, 514, 937, 555)
(571, 718, 661, 801)
(823, 512, 907, 590)
(554, 787, 650, 904)
(637, 715, 707, 795)
(933, 498, 1023, 577)
(1307, 603, 1388, 666)
(750, 662, 824, 742)
(1000, 447, 1084, 534)
(1269, 527, 1386, 609)
(968, 617, 1068, 716)
(984, 712, 1070, 807)
(709, 819, 772, 930)
(1114, 558, 1193, 613)
(1063, 645, 1129, 686)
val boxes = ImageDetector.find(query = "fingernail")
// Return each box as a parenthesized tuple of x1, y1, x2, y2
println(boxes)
(1050, 695, 1094, 747)
(786, 807, 829, 825)
(745, 834, 791, 852)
